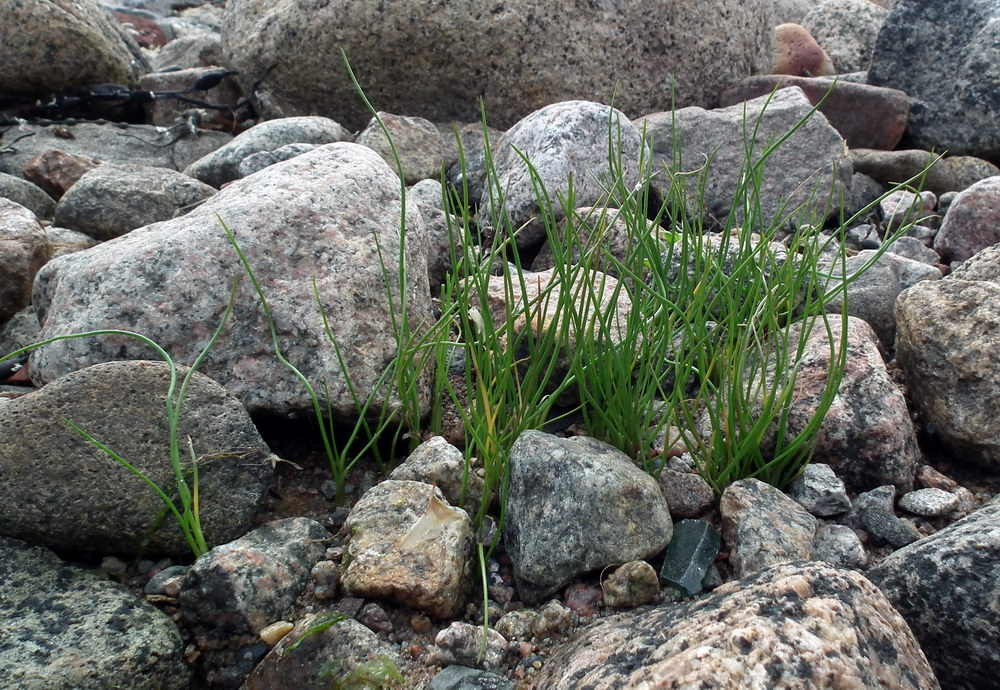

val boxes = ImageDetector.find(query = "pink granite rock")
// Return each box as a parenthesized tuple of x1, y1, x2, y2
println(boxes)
(772, 23, 836, 77)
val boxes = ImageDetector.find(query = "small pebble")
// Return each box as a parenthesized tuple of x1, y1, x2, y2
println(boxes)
(259, 621, 294, 646)
(899, 488, 960, 517)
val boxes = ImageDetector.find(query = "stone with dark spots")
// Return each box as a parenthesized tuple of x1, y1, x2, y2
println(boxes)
(536, 561, 939, 688)
(0, 536, 190, 689)
(868, 0, 1000, 162)
(504, 431, 672, 604)
(656, 467, 715, 518)
(868, 495, 1000, 690)
(180, 518, 329, 640)
(23, 150, 103, 200)
(801, 0, 888, 73)
(719, 74, 908, 150)
(846, 486, 921, 548)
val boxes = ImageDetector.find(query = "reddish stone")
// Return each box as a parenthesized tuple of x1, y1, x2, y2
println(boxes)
(934, 176, 1000, 262)
(562, 582, 603, 618)
(113, 12, 167, 49)
(23, 149, 102, 199)
(720, 75, 909, 150)
(772, 23, 835, 77)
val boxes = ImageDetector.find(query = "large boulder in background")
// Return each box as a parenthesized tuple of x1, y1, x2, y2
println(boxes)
(868, 0, 1000, 162)
(220, 0, 774, 130)
(30, 143, 433, 418)
(0, 0, 148, 97)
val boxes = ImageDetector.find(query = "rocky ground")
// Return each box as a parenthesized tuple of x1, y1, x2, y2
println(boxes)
(3, 0, 1000, 689)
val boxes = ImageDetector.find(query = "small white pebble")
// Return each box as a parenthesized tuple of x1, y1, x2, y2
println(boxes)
(899, 488, 960, 517)
(259, 621, 295, 646)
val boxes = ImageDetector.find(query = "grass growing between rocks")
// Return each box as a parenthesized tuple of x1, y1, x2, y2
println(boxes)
(0, 281, 241, 558)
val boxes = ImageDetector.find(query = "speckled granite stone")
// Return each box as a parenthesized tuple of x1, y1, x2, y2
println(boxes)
(221, 0, 773, 130)
(868, 495, 1000, 690)
(537, 561, 940, 688)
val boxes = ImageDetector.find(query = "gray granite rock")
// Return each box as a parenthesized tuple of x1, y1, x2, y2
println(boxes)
(481, 100, 643, 250)
(1, 0, 148, 96)
(0, 173, 55, 220)
(221, 0, 773, 130)
(786, 463, 851, 517)
(813, 523, 868, 569)
(947, 240, 1000, 283)
(151, 32, 223, 71)
(407, 179, 455, 291)
(0, 199, 49, 323)
(181, 518, 329, 638)
(244, 613, 403, 690)
(236, 143, 318, 178)
(0, 536, 190, 689)
(427, 622, 508, 672)
(899, 488, 961, 518)
(640, 87, 852, 231)
(0, 360, 273, 556)
(867, 495, 1000, 690)
(720, 478, 818, 578)
(31, 143, 433, 418)
(388, 436, 484, 514)
(537, 561, 939, 688)
(847, 485, 921, 548)
(802, 0, 888, 73)
(54, 163, 216, 240)
(868, 0, 1000, 160)
(341, 480, 474, 619)
(825, 248, 941, 349)
(934, 176, 1000, 263)
(429, 665, 514, 690)
(505, 431, 672, 603)
(356, 112, 451, 185)
(887, 236, 942, 265)
(895, 279, 1000, 470)
(183, 116, 352, 187)
(849, 149, 1000, 197)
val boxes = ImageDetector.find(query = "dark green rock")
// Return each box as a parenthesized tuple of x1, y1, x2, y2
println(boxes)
(659, 519, 720, 596)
